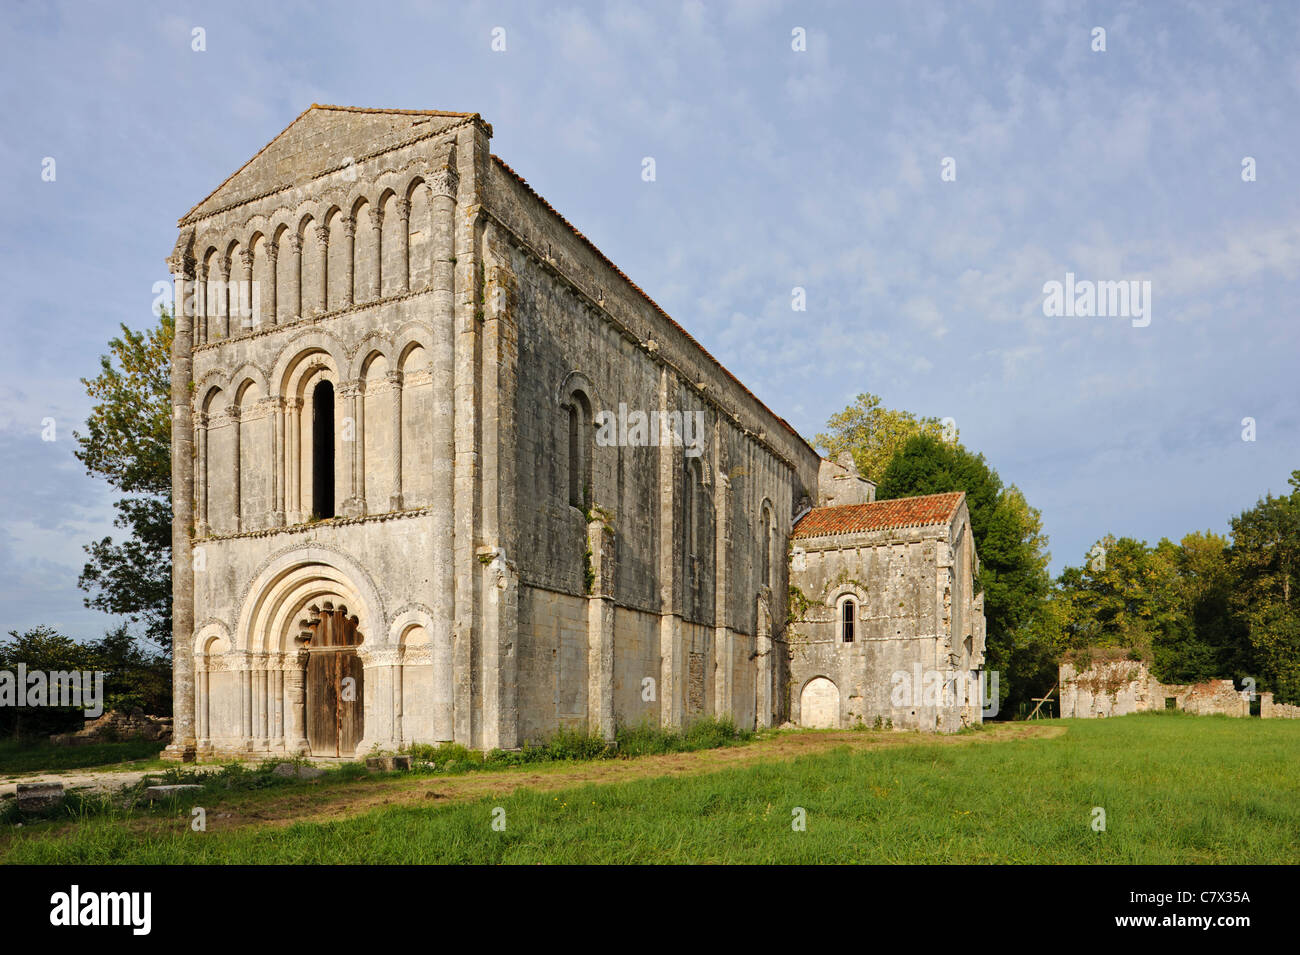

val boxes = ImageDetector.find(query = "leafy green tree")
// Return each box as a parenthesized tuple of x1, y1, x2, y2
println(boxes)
(815, 392, 953, 483)
(1228, 471, 1300, 703)
(875, 433, 1052, 714)
(89, 624, 172, 715)
(1055, 530, 1253, 690)
(73, 312, 173, 652)
(1057, 535, 1182, 662)
(0, 627, 96, 737)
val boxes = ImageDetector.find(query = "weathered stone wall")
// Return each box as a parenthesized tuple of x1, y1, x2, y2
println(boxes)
(1059, 660, 1250, 718)
(169, 106, 828, 759)
(786, 502, 985, 732)
(484, 156, 821, 737)
(1260, 693, 1300, 718)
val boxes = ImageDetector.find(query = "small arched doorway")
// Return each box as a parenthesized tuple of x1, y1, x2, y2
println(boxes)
(800, 677, 840, 729)
(300, 601, 364, 756)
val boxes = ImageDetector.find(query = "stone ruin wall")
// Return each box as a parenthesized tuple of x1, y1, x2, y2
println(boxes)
(1059, 659, 1259, 718)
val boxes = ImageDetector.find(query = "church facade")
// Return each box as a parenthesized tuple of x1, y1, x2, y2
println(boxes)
(163, 105, 985, 760)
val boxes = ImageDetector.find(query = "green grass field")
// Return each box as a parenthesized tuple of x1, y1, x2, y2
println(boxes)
(0, 738, 167, 777)
(3, 713, 1297, 863)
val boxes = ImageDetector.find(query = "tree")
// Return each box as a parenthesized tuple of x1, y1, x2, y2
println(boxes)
(875, 433, 1053, 714)
(0, 627, 96, 738)
(1228, 471, 1300, 703)
(1056, 535, 1182, 661)
(815, 392, 953, 483)
(1055, 530, 1252, 690)
(73, 311, 173, 652)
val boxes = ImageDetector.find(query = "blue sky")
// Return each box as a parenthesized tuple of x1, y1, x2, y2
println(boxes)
(1, 1, 1297, 641)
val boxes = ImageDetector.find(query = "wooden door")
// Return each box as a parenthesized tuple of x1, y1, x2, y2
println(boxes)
(303, 603, 363, 757)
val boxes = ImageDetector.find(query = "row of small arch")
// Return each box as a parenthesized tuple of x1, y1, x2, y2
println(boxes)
(195, 325, 436, 412)
(189, 170, 450, 277)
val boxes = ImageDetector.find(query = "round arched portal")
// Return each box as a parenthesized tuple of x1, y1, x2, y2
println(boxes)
(800, 677, 841, 729)
(236, 551, 381, 757)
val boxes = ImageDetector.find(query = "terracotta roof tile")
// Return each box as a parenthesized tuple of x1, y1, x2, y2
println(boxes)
(791, 492, 965, 539)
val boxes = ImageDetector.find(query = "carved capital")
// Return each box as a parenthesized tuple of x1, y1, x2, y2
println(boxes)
(315, 225, 329, 245)
(394, 198, 411, 223)
(427, 166, 459, 200)
(265, 243, 278, 265)
(287, 233, 302, 255)
(340, 216, 356, 240)
(218, 255, 232, 281)
(371, 207, 384, 230)
(166, 252, 194, 278)
(239, 249, 254, 271)
(384, 370, 404, 388)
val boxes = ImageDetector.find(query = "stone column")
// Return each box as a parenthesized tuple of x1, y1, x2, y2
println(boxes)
(658, 366, 684, 728)
(265, 242, 278, 326)
(587, 519, 617, 742)
(756, 600, 773, 729)
(287, 233, 302, 320)
(286, 646, 309, 755)
(287, 398, 302, 522)
(369, 208, 383, 302)
(195, 412, 210, 536)
(240, 665, 252, 749)
(271, 397, 285, 526)
(387, 370, 404, 511)
(196, 661, 209, 751)
(429, 165, 461, 741)
(340, 215, 355, 308)
(229, 404, 241, 533)
(391, 649, 404, 745)
(713, 420, 733, 719)
(194, 262, 208, 347)
(238, 248, 254, 331)
(395, 198, 410, 292)
(339, 380, 363, 516)
(252, 653, 266, 749)
(163, 241, 197, 761)
(271, 662, 284, 747)
(217, 254, 231, 338)
(315, 224, 329, 314)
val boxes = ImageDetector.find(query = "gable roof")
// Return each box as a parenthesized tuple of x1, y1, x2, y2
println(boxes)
(178, 104, 484, 226)
(490, 155, 815, 459)
(791, 492, 965, 539)
(174, 104, 817, 461)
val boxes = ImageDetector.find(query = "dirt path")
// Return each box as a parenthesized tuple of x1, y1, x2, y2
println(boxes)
(206, 723, 1064, 833)
(0, 769, 155, 797)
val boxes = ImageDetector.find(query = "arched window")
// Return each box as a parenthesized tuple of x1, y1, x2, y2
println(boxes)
(761, 503, 774, 589)
(567, 391, 592, 509)
(681, 457, 702, 595)
(841, 598, 856, 643)
(312, 380, 335, 519)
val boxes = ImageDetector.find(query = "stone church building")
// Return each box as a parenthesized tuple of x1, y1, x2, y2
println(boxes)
(162, 105, 985, 760)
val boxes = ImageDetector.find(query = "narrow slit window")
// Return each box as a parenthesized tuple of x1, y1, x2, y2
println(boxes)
(761, 506, 772, 588)
(311, 380, 335, 519)
(567, 392, 592, 509)
(567, 404, 581, 507)
(842, 599, 855, 643)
